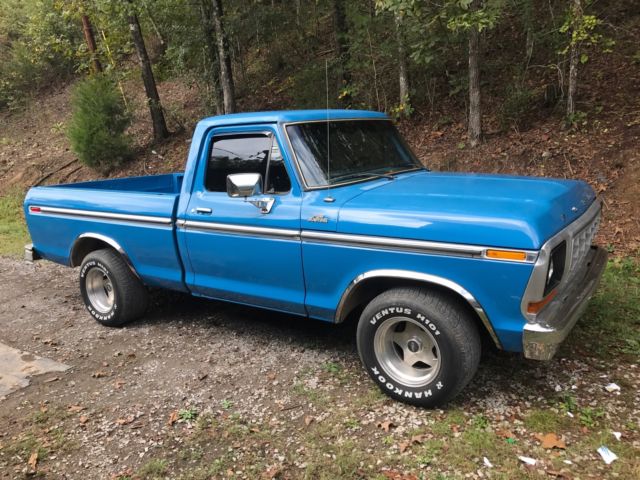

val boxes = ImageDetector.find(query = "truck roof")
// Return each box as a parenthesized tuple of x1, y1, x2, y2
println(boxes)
(198, 109, 388, 128)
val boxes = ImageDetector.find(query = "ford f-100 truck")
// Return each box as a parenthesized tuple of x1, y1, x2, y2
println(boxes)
(24, 110, 607, 406)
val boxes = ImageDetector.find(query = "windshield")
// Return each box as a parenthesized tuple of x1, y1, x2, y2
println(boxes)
(286, 120, 422, 188)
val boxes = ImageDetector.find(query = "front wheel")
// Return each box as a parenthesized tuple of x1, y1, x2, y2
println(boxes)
(356, 287, 481, 407)
(79, 248, 148, 327)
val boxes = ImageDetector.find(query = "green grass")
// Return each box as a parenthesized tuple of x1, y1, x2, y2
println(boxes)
(0, 187, 30, 256)
(137, 458, 169, 479)
(570, 257, 640, 358)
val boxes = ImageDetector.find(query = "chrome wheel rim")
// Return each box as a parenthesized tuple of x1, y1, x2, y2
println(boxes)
(373, 317, 441, 387)
(86, 268, 115, 314)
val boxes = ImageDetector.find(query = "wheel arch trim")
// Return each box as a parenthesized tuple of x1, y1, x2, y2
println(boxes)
(69, 233, 141, 279)
(334, 269, 502, 349)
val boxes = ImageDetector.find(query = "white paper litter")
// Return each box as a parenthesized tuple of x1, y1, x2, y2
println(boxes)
(597, 446, 618, 465)
(518, 456, 537, 466)
(605, 383, 621, 393)
(483, 457, 493, 468)
(567, 412, 574, 418)
(563, 460, 573, 465)
(612, 431, 622, 441)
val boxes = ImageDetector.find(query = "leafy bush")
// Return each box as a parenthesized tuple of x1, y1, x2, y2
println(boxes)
(499, 85, 535, 130)
(67, 75, 132, 173)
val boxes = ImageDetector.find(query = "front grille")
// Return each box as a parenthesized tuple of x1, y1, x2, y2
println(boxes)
(570, 211, 600, 272)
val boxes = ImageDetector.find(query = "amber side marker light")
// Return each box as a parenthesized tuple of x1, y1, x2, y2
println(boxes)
(485, 249, 528, 261)
(527, 289, 557, 314)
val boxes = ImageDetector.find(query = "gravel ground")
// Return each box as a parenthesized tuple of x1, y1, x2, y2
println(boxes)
(0, 257, 638, 479)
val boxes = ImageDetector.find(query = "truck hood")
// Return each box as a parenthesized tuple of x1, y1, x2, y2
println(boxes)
(337, 171, 596, 250)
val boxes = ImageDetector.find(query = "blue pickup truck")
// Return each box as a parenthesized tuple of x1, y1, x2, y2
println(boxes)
(24, 110, 607, 406)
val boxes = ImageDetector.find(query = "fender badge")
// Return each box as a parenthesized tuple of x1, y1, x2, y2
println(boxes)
(309, 214, 329, 224)
(571, 206, 578, 212)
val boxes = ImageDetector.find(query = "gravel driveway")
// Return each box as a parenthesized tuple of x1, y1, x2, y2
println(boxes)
(0, 257, 638, 479)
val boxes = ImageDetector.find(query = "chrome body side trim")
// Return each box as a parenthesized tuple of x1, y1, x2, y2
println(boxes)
(334, 269, 502, 348)
(177, 220, 537, 262)
(31, 206, 173, 226)
(523, 246, 607, 360)
(180, 220, 300, 240)
(520, 200, 601, 322)
(302, 230, 537, 262)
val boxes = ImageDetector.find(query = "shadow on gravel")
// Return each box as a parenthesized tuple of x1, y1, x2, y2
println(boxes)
(126, 289, 360, 354)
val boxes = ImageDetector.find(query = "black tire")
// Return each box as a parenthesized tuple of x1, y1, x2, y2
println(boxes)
(356, 287, 481, 407)
(79, 248, 148, 327)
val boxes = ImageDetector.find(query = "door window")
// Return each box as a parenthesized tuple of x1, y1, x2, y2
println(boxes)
(205, 134, 290, 194)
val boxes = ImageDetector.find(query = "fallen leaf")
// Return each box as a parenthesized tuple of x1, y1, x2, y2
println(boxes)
(304, 415, 314, 427)
(28, 450, 38, 470)
(377, 420, 395, 432)
(545, 470, 569, 478)
(398, 441, 410, 453)
(381, 470, 418, 480)
(410, 434, 427, 444)
(497, 429, 515, 439)
(43, 376, 60, 383)
(116, 415, 135, 426)
(261, 464, 282, 479)
(114, 380, 126, 390)
(68, 405, 85, 413)
(536, 433, 566, 450)
(92, 371, 108, 378)
(267, 372, 277, 381)
(79, 415, 89, 424)
(168, 411, 178, 426)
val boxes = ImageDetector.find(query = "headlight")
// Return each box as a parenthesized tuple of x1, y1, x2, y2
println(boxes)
(544, 241, 566, 296)
(547, 258, 555, 283)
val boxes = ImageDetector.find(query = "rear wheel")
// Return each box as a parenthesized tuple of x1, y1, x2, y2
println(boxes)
(357, 287, 481, 407)
(79, 248, 148, 327)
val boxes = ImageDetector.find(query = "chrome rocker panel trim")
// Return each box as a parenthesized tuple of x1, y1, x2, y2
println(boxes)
(335, 269, 502, 349)
(523, 245, 607, 361)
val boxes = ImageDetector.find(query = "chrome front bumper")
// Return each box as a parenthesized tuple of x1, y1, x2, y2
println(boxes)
(523, 246, 608, 360)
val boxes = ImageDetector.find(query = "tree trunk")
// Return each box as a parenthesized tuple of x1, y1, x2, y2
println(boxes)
(198, 0, 223, 115)
(128, 13, 169, 141)
(395, 13, 409, 105)
(566, 0, 582, 120)
(211, 0, 236, 113)
(333, 0, 351, 105)
(81, 14, 102, 74)
(467, 1, 481, 147)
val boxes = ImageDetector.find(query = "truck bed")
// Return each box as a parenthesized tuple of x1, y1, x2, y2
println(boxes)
(24, 173, 187, 291)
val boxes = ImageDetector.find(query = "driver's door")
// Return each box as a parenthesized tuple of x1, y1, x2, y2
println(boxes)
(181, 126, 306, 315)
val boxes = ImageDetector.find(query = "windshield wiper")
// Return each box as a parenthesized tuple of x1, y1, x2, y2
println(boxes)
(332, 172, 396, 182)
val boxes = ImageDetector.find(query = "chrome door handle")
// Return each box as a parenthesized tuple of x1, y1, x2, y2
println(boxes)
(194, 207, 212, 215)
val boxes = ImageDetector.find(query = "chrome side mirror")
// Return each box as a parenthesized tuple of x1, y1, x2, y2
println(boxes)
(226, 173, 263, 198)
(226, 173, 275, 214)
